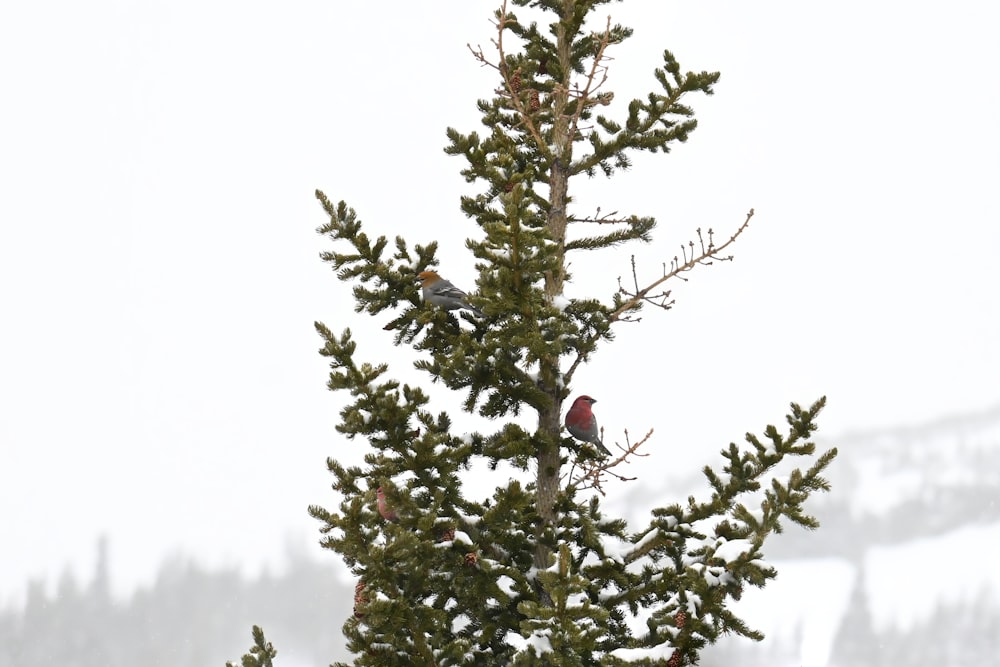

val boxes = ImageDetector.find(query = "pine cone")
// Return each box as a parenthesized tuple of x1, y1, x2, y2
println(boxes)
(437, 525, 456, 543)
(674, 610, 687, 629)
(353, 580, 368, 618)
(666, 650, 682, 667)
(510, 68, 522, 94)
(464, 551, 478, 567)
(529, 89, 540, 112)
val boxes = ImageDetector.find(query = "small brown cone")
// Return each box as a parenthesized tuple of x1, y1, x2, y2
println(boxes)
(353, 580, 368, 618)
(510, 68, 522, 94)
(529, 89, 540, 112)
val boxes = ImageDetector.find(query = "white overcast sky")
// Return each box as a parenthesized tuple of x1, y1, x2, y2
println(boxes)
(1, 1, 998, 605)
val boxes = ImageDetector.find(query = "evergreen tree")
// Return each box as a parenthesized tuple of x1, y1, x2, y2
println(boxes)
(231, 1, 836, 665)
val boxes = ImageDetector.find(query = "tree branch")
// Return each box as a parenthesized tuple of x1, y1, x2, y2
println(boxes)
(564, 17, 614, 147)
(467, 0, 551, 159)
(564, 427, 653, 496)
(611, 208, 754, 323)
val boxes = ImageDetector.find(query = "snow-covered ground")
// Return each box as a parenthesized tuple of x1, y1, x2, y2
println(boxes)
(705, 519, 1000, 666)
(864, 521, 1000, 633)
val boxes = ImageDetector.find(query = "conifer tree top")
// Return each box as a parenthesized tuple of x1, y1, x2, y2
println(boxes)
(232, 3, 836, 665)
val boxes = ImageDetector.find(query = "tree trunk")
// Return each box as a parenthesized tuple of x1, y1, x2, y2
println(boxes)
(533, 0, 575, 584)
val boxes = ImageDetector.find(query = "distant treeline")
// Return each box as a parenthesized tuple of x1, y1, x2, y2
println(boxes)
(5, 409, 1000, 666)
(0, 540, 351, 667)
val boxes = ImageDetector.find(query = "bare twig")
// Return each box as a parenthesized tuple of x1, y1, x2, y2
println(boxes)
(562, 351, 590, 388)
(565, 428, 654, 496)
(565, 17, 614, 144)
(562, 209, 753, 385)
(467, 6, 617, 164)
(567, 206, 628, 224)
(467, 0, 551, 157)
(611, 208, 754, 323)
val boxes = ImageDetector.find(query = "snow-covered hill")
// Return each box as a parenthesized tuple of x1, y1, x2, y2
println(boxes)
(699, 403, 1000, 666)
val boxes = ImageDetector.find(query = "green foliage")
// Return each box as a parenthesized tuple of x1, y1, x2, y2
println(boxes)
(226, 626, 276, 667)
(232, 1, 836, 665)
(595, 399, 836, 666)
(512, 544, 610, 665)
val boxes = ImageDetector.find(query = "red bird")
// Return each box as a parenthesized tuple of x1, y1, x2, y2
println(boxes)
(564, 395, 611, 457)
(376, 487, 399, 523)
